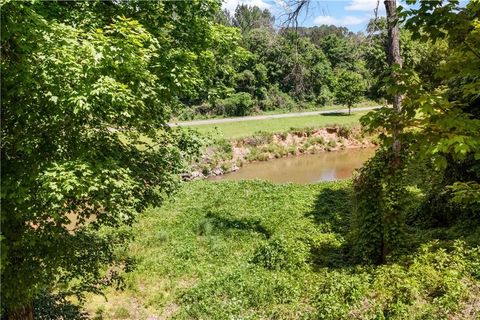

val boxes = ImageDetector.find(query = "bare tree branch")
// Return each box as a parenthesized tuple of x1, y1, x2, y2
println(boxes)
(280, 0, 309, 30)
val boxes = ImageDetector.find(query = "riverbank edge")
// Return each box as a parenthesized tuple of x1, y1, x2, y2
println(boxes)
(184, 125, 377, 180)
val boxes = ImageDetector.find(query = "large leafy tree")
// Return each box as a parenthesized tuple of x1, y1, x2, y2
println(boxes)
(0, 0, 229, 317)
(122, 0, 245, 103)
(125, 0, 248, 109)
(401, 0, 480, 217)
(279, 34, 334, 101)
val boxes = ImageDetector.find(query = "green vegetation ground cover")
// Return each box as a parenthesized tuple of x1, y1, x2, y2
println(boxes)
(191, 111, 366, 139)
(88, 180, 480, 319)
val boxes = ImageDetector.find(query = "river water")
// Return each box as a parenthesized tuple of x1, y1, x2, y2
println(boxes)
(209, 148, 376, 184)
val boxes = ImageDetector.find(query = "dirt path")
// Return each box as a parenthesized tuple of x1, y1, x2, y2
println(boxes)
(169, 106, 381, 127)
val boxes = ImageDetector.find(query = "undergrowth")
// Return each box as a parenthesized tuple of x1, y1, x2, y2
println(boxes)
(86, 180, 480, 319)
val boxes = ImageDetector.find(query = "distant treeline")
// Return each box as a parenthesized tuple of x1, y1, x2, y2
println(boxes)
(175, 4, 445, 119)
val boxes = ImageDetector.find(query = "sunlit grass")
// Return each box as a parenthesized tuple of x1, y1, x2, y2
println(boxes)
(191, 111, 367, 139)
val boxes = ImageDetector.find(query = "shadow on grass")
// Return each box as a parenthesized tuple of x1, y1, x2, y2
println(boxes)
(201, 211, 271, 239)
(307, 185, 480, 270)
(31, 290, 88, 320)
(309, 187, 350, 233)
(306, 186, 359, 270)
(321, 112, 350, 117)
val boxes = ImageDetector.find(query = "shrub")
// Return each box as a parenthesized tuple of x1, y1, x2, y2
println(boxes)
(220, 162, 231, 172)
(316, 86, 335, 106)
(175, 104, 197, 120)
(276, 132, 288, 140)
(312, 270, 370, 319)
(251, 236, 309, 271)
(246, 148, 270, 161)
(338, 126, 352, 139)
(348, 241, 480, 319)
(288, 126, 317, 137)
(304, 136, 326, 149)
(218, 92, 256, 117)
(327, 140, 337, 148)
(213, 138, 233, 156)
(287, 145, 297, 155)
(196, 136, 233, 174)
(262, 86, 296, 111)
(241, 131, 273, 147)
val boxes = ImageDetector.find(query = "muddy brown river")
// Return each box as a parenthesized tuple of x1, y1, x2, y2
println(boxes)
(209, 148, 376, 184)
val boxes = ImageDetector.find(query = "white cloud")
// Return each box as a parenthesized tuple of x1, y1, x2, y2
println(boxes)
(273, 0, 289, 11)
(222, 0, 272, 12)
(345, 0, 384, 13)
(313, 15, 368, 26)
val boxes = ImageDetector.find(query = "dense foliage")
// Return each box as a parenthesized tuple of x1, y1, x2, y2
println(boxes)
(172, 3, 457, 120)
(0, 0, 223, 316)
(176, 6, 389, 119)
(351, 0, 480, 263)
(85, 180, 480, 319)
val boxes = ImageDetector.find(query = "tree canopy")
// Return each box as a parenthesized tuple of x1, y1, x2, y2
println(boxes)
(352, 0, 480, 263)
(0, 0, 228, 316)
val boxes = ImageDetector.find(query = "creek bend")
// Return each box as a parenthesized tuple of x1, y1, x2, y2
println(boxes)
(209, 147, 376, 184)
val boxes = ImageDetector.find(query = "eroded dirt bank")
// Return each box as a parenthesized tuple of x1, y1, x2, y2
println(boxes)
(184, 126, 376, 180)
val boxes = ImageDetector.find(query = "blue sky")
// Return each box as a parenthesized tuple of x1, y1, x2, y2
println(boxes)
(222, 0, 387, 32)
(222, 0, 470, 33)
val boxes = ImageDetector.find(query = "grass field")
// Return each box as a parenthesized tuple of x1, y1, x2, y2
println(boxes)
(86, 180, 480, 319)
(191, 111, 367, 139)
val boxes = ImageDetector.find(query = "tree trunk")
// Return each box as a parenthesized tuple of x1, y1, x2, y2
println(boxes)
(384, 0, 403, 165)
(8, 303, 34, 320)
(381, 0, 404, 263)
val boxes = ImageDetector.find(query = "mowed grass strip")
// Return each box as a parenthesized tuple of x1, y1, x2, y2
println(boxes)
(190, 112, 367, 139)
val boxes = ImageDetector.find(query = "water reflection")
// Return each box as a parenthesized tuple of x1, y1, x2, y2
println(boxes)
(209, 148, 376, 184)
